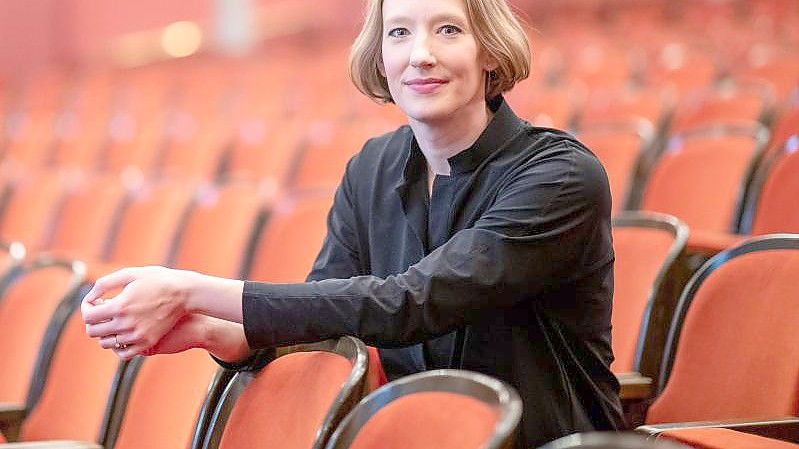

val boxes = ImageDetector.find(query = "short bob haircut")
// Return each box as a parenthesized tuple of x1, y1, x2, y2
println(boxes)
(350, 0, 531, 103)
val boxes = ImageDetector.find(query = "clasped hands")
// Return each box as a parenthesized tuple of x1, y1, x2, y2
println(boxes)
(81, 266, 249, 361)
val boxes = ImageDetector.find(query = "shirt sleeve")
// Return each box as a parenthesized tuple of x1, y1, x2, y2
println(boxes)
(242, 142, 613, 349)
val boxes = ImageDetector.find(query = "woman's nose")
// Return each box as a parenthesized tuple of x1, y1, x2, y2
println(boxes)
(409, 36, 436, 68)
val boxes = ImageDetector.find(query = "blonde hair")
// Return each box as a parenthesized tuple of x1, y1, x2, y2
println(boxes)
(349, 0, 531, 103)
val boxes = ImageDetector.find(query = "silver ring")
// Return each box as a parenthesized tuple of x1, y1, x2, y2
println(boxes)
(114, 335, 127, 350)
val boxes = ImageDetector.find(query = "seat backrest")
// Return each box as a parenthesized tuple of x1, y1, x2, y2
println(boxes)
(108, 350, 221, 449)
(46, 173, 129, 262)
(579, 86, 671, 128)
(0, 260, 86, 407)
(224, 117, 301, 185)
(578, 121, 654, 213)
(0, 241, 27, 296)
(325, 369, 522, 449)
(0, 169, 67, 251)
(641, 128, 765, 234)
(20, 308, 123, 443)
(104, 180, 195, 267)
(157, 115, 229, 183)
(201, 337, 368, 449)
(646, 235, 799, 424)
(768, 103, 799, 154)
(100, 111, 166, 176)
(669, 87, 770, 133)
(611, 212, 688, 379)
(741, 137, 799, 235)
(290, 122, 372, 191)
(247, 191, 334, 282)
(171, 181, 264, 278)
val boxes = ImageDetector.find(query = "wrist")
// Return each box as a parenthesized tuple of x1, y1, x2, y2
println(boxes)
(183, 272, 244, 320)
(203, 317, 250, 363)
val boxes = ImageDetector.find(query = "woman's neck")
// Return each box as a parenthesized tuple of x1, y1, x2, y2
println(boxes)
(409, 102, 492, 176)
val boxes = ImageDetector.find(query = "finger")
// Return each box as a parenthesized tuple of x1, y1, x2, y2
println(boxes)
(112, 344, 143, 361)
(82, 298, 123, 326)
(99, 332, 142, 350)
(82, 268, 139, 306)
(88, 318, 130, 338)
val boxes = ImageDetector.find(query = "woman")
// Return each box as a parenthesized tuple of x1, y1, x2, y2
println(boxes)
(83, 0, 624, 446)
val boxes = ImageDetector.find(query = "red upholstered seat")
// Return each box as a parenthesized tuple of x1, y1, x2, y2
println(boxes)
(348, 392, 498, 449)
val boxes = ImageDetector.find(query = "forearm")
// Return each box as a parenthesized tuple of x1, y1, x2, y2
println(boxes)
(184, 272, 245, 323)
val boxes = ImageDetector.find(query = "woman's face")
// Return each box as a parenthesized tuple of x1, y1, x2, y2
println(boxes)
(380, 0, 496, 124)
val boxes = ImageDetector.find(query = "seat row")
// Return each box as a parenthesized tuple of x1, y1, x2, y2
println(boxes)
(1, 223, 797, 448)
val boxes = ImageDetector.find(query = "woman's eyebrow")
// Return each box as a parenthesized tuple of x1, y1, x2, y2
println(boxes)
(383, 13, 469, 28)
(428, 13, 469, 26)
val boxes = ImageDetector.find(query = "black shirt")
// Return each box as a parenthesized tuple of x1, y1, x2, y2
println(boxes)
(242, 96, 624, 447)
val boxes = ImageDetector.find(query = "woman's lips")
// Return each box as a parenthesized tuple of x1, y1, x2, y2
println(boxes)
(404, 78, 448, 94)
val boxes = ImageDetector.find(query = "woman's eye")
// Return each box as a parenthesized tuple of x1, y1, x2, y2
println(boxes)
(387, 28, 409, 38)
(439, 25, 462, 35)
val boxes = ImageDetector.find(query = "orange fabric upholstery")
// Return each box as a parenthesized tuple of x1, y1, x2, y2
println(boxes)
(646, 249, 799, 423)
(658, 428, 799, 449)
(158, 116, 230, 182)
(677, 229, 746, 255)
(348, 392, 499, 449)
(580, 87, 668, 126)
(642, 134, 757, 235)
(0, 266, 78, 405)
(769, 106, 799, 152)
(112, 350, 219, 449)
(101, 113, 167, 176)
(19, 311, 119, 442)
(366, 346, 387, 392)
(172, 182, 263, 278)
(291, 123, 377, 190)
(218, 351, 352, 449)
(225, 118, 301, 185)
(580, 131, 643, 214)
(750, 147, 799, 234)
(46, 174, 128, 261)
(248, 192, 333, 283)
(103, 181, 194, 267)
(669, 89, 767, 133)
(0, 169, 65, 251)
(611, 226, 677, 372)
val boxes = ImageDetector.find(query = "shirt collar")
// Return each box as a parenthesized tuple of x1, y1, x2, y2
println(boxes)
(403, 95, 526, 179)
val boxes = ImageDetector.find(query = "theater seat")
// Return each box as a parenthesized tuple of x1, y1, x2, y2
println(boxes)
(199, 337, 368, 449)
(325, 369, 521, 449)
(633, 235, 799, 433)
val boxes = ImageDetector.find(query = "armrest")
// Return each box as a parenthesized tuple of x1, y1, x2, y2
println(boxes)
(616, 372, 654, 401)
(0, 403, 27, 442)
(637, 416, 799, 443)
(0, 441, 103, 448)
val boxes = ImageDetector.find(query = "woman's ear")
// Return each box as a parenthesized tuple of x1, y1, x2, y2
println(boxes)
(483, 56, 499, 72)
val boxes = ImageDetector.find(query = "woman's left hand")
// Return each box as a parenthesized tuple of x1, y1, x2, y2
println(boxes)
(82, 266, 198, 359)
